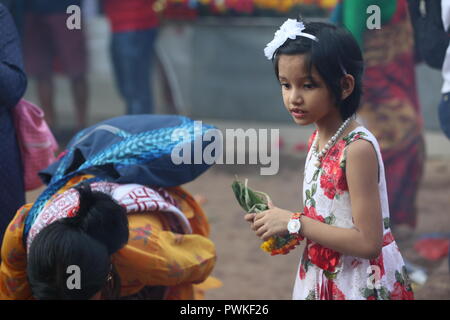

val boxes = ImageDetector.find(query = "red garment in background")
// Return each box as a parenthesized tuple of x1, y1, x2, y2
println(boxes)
(104, 0, 159, 32)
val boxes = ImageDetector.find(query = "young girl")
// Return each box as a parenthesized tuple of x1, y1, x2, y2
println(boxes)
(244, 19, 414, 300)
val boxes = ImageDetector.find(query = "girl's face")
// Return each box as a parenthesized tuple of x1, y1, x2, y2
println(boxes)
(278, 54, 340, 126)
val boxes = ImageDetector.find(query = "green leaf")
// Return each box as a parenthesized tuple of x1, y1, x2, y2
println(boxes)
(383, 218, 390, 230)
(313, 169, 320, 181)
(311, 183, 317, 196)
(402, 266, 408, 278)
(379, 286, 390, 300)
(362, 288, 375, 299)
(325, 214, 336, 225)
(324, 270, 338, 280)
(231, 179, 269, 214)
(395, 270, 403, 284)
(305, 290, 316, 300)
(306, 189, 311, 200)
(303, 260, 309, 273)
(276, 237, 288, 247)
(309, 198, 316, 208)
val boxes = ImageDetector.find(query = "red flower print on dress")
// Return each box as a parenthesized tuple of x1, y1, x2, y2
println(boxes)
(320, 173, 337, 199)
(319, 141, 347, 199)
(319, 279, 346, 300)
(369, 251, 385, 278)
(383, 232, 395, 246)
(303, 206, 325, 223)
(330, 280, 346, 300)
(326, 141, 344, 162)
(351, 258, 363, 268)
(299, 264, 306, 280)
(390, 281, 414, 300)
(307, 241, 341, 273)
(390, 269, 414, 300)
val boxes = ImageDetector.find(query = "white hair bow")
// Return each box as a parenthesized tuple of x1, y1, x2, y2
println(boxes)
(264, 19, 319, 60)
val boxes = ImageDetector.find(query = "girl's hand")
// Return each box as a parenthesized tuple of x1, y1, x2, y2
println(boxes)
(253, 203, 292, 241)
(244, 213, 256, 226)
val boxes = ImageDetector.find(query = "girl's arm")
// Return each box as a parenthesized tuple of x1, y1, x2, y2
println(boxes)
(0, 4, 27, 109)
(249, 139, 383, 260)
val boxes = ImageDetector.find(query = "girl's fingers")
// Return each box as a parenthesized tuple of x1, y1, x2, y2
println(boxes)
(256, 227, 266, 238)
(253, 216, 265, 229)
(253, 211, 266, 222)
(261, 231, 271, 241)
(268, 201, 274, 209)
(244, 213, 255, 222)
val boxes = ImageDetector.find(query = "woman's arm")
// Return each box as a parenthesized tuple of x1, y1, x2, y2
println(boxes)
(0, 4, 27, 109)
(250, 139, 383, 260)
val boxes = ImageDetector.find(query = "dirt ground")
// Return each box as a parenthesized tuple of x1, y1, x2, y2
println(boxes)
(182, 155, 450, 300)
(26, 154, 450, 300)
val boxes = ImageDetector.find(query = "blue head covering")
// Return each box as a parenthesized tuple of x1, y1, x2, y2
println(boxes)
(24, 114, 219, 238)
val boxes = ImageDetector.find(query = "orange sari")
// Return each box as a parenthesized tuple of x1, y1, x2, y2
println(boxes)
(0, 175, 221, 300)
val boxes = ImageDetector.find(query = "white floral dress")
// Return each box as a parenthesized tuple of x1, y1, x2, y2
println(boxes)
(292, 126, 414, 300)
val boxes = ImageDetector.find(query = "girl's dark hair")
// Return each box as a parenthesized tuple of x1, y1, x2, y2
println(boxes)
(273, 21, 364, 120)
(27, 185, 129, 300)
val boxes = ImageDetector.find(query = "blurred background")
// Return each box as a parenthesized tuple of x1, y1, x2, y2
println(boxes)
(2, 0, 449, 299)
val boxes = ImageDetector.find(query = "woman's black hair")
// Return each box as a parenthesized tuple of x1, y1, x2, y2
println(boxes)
(27, 185, 129, 300)
(273, 21, 364, 120)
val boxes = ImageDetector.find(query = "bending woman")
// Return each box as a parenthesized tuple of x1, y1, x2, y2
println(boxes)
(0, 114, 220, 299)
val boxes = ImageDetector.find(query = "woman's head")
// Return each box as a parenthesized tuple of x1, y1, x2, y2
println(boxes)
(27, 185, 129, 300)
(269, 20, 364, 122)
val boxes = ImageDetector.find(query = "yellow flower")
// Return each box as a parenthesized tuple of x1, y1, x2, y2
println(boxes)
(260, 237, 276, 252)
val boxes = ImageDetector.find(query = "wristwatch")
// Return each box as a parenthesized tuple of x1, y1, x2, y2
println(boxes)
(287, 212, 302, 234)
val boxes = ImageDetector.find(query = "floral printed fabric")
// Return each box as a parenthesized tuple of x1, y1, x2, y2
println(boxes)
(292, 126, 414, 300)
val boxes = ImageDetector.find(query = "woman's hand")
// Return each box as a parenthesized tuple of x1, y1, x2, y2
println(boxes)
(244, 202, 292, 241)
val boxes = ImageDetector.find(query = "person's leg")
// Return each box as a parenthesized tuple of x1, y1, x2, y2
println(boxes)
(36, 76, 56, 127)
(110, 32, 128, 105)
(438, 93, 450, 140)
(132, 28, 158, 114)
(23, 13, 56, 127)
(110, 28, 158, 115)
(49, 14, 89, 130)
(71, 75, 88, 130)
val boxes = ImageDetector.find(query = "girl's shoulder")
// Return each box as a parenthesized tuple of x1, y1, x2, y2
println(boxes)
(341, 126, 383, 159)
(341, 126, 383, 178)
(342, 126, 377, 147)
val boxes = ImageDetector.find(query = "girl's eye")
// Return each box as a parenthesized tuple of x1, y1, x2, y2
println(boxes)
(303, 83, 316, 89)
(280, 83, 290, 89)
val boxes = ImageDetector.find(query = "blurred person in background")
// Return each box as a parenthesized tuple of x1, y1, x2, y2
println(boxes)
(0, 4, 27, 244)
(0, 0, 25, 35)
(333, 0, 425, 237)
(103, 0, 160, 115)
(439, 0, 450, 140)
(408, 0, 450, 140)
(23, 0, 89, 131)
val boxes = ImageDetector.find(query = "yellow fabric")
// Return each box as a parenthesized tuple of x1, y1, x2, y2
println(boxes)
(0, 175, 221, 300)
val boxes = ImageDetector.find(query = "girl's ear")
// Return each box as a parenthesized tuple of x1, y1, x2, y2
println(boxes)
(341, 74, 355, 100)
